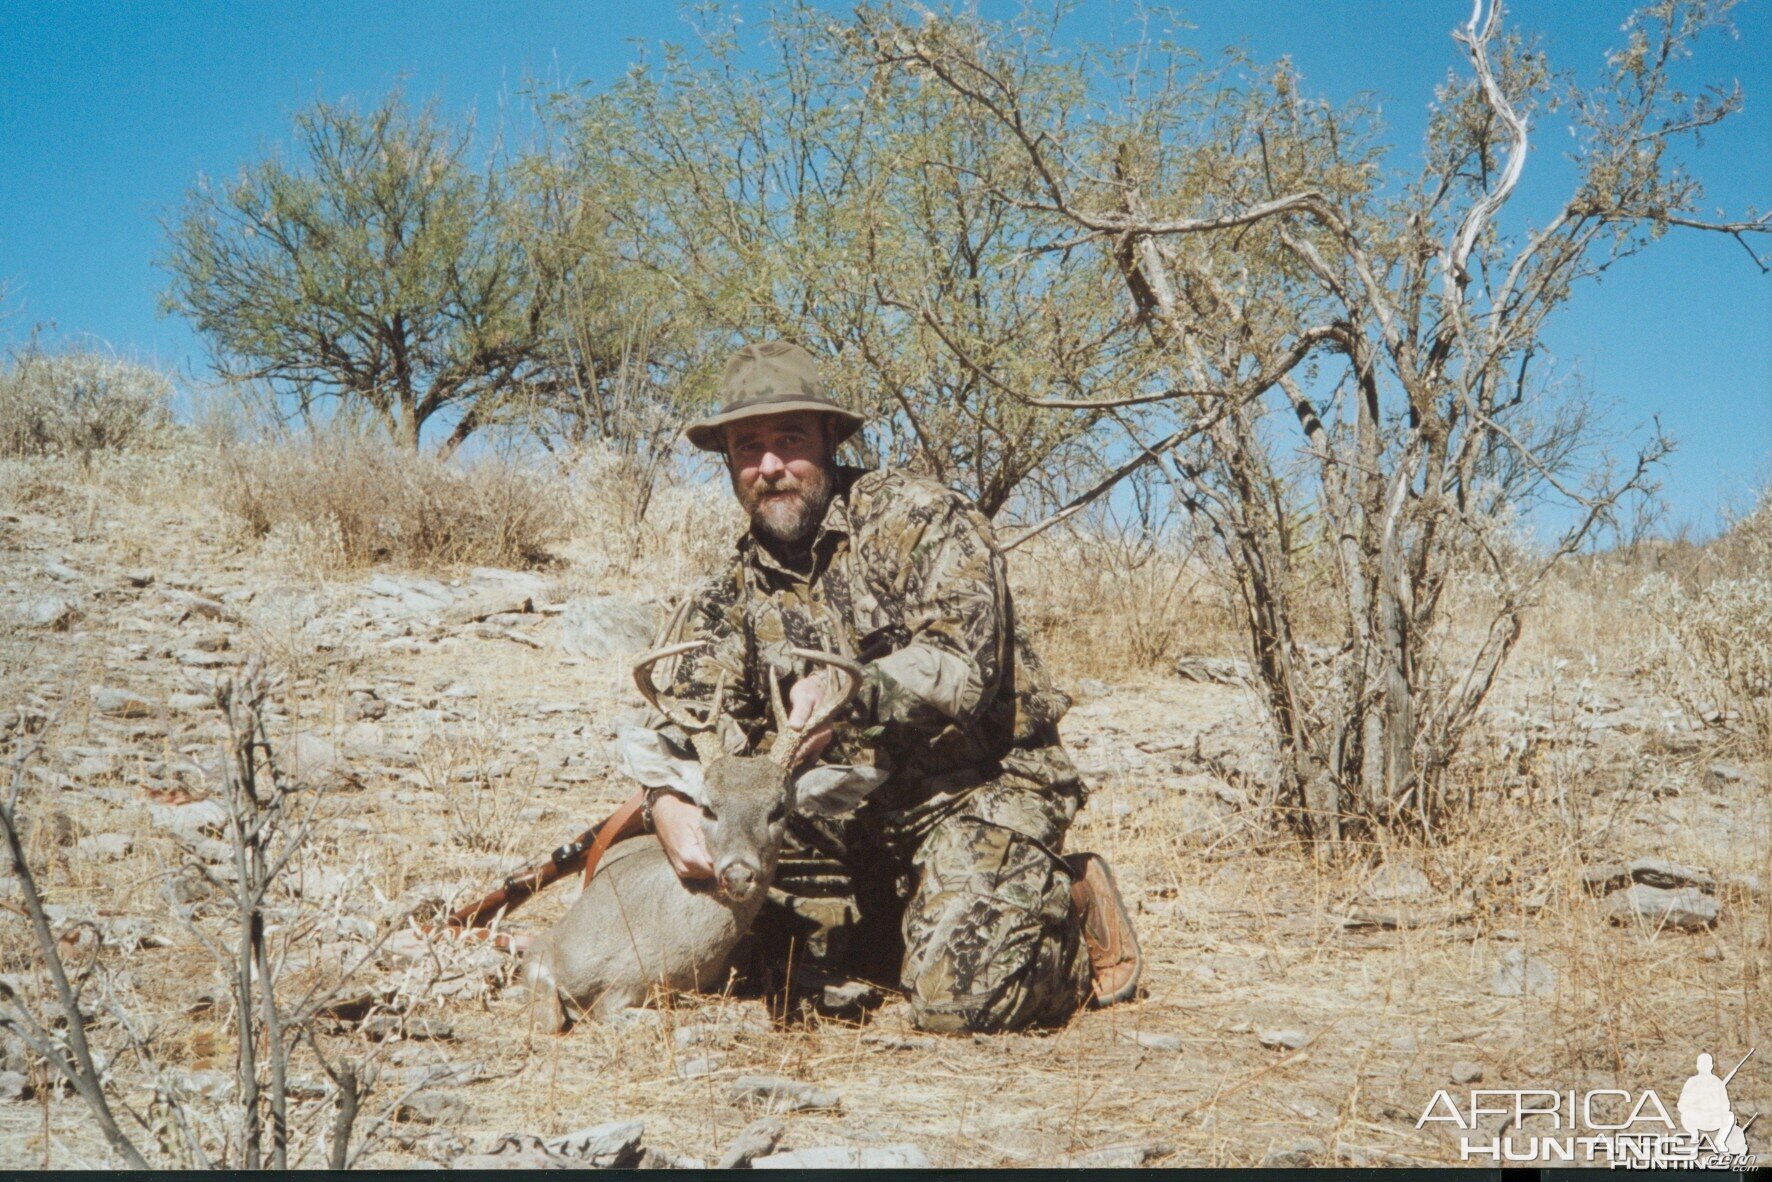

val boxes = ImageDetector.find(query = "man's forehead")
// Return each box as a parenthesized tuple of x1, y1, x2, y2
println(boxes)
(726, 412, 829, 445)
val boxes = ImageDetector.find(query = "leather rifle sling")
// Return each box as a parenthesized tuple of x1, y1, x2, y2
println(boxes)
(579, 789, 647, 888)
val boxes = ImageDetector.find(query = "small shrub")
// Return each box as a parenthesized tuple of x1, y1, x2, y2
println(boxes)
(0, 349, 175, 458)
(214, 426, 566, 572)
(1636, 492, 1772, 753)
(1012, 524, 1239, 683)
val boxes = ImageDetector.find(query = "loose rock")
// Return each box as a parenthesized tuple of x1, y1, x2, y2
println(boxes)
(23, 596, 79, 630)
(1257, 1027, 1310, 1050)
(1602, 884, 1719, 930)
(755, 1145, 930, 1169)
(725, 1075, 841, 1113)
(1064, 1142, 1174, 1168)
(1261, 1137, 1325, 1168)
(546, 1119, 646, 1168)
(1489, 948, 1556, 997)
(74, 833, 132, 861)
(557, 595, 657, 659)
(716, 1117, 786, 1169)
(1451, 1061, 1484, 1084)
(1120, 1030, 1184, 1052)
(398, 1092, 469, 1126)
(89, 686, 153, 718)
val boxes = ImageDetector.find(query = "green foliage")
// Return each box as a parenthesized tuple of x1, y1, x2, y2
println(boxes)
(160, 94, 548, 452)
(537, 5, 1175, 516)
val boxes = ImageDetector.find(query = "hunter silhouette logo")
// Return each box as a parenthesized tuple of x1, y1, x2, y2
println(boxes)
(1418, 1046, 1758, 1166)
(1679, 1050, 1754, 1160)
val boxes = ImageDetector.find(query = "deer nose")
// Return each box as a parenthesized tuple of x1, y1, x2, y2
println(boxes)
(719, 863, 758, 901)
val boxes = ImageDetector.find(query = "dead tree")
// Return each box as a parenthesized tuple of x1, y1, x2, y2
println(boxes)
(867, 0, 1768, 839)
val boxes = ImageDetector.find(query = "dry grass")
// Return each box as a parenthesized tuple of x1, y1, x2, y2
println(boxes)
(2, 436, 1766, 1168)
(1011, 526, 1242, 683)
(211, 425, 567, 575)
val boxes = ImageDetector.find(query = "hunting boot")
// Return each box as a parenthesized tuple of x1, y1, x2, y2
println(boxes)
(1066, 852, 1142, 1006)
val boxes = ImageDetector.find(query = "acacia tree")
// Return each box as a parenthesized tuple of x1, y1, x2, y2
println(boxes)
(866, 0, 1768, 839)
(162, 95, 551, 453)
(544, 7, 1154, 518)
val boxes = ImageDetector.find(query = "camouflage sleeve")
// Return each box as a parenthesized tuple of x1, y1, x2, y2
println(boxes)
(854, 487, 1007, 737)
(647, 569, 759, 756)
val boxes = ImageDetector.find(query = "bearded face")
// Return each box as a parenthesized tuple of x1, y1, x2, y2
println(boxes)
(725, 413, 837, 547)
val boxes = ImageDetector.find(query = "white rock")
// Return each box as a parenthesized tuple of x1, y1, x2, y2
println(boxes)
(1257, 1027, 1310, 1050)
(545, 1119, 645, 1168)
(147, 799, 230, 845)
(725, 1075, 840, 1112)
(557, 595, 657, 659)
(1261, 1138, 1326, 1168)
(755, 1145, 930, 1169)
(89, 686, 153, 718)
(74, 833, 132, 860)
(22, 596, 79, 630)
(1120, 1030, 1184, 1052)
(1602, 885, 1719, 930)
(1064, 1143, 1174, 1167)
(1489, 947, 1556, 997)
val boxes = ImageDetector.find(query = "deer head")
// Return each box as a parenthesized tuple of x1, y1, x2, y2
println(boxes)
(632, 642, 863, 901)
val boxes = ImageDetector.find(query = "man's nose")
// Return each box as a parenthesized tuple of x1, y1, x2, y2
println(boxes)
(757, 449, 786, 479)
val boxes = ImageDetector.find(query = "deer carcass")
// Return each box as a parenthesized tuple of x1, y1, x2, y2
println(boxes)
(521, 642, 865, 1031)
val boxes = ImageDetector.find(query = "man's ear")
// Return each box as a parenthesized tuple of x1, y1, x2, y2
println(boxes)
(791, 765, 889, 818)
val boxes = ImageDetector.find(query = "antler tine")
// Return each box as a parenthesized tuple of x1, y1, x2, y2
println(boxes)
(632, 641, 722, 734)
(768, 647, 866, 769)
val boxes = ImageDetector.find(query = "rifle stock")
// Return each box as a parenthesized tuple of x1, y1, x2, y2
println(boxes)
(442, 790, 647, 935)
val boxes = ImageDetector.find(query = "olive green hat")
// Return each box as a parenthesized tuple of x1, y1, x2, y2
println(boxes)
(684, 341, 866, 452)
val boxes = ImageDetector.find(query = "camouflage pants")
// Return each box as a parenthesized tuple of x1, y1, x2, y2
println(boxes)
(897, 813, 1092, 1032)
(757, 778, 1093, 1034)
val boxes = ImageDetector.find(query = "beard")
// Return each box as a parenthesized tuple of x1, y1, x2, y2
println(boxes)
(734, 461, 835, 547)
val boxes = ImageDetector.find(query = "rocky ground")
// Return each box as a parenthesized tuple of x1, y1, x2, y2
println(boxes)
(1, 474, 1766, 1169)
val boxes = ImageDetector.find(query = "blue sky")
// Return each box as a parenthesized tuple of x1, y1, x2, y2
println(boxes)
(1, 1, 1766, 529)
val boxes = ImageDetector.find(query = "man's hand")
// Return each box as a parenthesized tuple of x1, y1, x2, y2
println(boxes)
(786, 673, 836, 766)
(652, 791, 715, 881)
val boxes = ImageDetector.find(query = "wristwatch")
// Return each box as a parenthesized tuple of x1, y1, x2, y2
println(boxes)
(640, 785, 681, 834)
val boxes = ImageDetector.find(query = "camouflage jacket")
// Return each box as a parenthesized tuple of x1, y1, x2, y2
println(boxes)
(650, 466, 1085, 854)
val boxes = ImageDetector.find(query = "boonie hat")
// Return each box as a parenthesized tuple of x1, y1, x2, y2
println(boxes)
(684, 341, 866, 452)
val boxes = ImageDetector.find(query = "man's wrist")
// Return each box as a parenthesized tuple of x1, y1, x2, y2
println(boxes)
(641, 786, 679, 834)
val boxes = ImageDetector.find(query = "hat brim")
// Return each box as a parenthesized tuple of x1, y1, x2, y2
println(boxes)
(685, 401, 866, 452)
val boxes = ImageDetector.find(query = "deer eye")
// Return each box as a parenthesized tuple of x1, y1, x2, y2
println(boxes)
(766, 803, 786, 823)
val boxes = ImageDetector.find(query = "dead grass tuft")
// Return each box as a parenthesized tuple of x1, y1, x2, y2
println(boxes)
(212, 426, 567, 574)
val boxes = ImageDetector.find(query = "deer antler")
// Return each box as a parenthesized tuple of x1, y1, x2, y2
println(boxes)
(766, 648, 865, 770)
(633, 641, 728, 765)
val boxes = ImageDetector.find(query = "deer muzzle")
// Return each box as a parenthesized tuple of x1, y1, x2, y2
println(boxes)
(717, 859, 761, 902)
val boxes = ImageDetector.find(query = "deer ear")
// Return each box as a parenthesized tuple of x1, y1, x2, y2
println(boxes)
(791, 765, 889, 818)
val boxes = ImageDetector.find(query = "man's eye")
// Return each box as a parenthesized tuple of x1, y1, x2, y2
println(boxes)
(700, 805, 716, 820)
